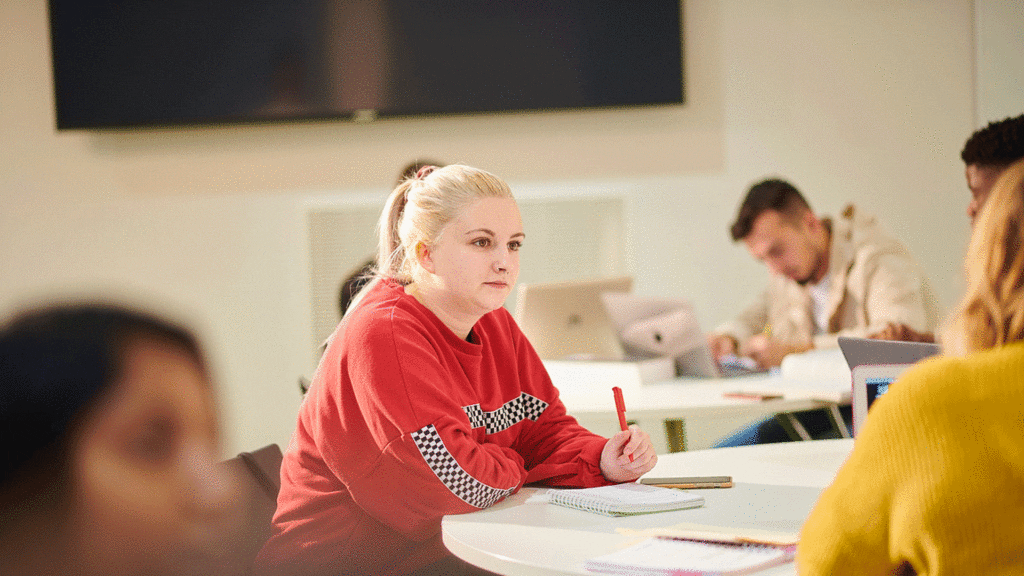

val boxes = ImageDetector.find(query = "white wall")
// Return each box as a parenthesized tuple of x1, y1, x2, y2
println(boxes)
(974, 0, 1024, 124)
(0, 0, 1002, 456)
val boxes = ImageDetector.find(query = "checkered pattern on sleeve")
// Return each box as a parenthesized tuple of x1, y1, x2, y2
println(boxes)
(462, 392, 549, 434)
(411, 424, 515, 509)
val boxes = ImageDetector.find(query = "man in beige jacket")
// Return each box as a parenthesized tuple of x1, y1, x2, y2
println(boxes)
(709, 178, 935, 446)
(709, 178, 935, 369)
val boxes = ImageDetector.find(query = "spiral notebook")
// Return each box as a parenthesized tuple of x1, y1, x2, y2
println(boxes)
(584, 536, 796, 575)
(547, 483, 704, 517)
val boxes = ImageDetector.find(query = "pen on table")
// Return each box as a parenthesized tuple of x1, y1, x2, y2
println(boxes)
(612, 386, 633, 462)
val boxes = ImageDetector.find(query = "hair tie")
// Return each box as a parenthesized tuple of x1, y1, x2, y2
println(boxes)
(415, 165, 437, 179)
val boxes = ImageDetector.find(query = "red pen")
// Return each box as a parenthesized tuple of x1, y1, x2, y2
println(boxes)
(612, 386, 633, 462)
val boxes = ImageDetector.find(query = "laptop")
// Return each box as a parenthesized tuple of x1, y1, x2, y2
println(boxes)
(838, 336, 940, 436)
(600, 292, 761, 378)
(513, 276, 633, 360)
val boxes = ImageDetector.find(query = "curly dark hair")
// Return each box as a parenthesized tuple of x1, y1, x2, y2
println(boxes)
(961, 113, 1024, 168)
(730, 178, 811, 241)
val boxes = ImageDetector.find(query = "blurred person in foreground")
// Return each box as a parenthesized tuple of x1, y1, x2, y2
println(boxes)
(0, 303, 238, 576)
(799, 158, 1024, 575)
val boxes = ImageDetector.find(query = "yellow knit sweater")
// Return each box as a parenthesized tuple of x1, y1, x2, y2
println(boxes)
(798, 341, 1024, 575)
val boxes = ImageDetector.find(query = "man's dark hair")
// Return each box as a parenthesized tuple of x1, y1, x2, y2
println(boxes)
(961, 113, 1024, 168)
(730, 178, 811, 241)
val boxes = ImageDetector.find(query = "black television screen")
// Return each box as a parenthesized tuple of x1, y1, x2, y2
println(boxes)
(48, 1, 684, 130)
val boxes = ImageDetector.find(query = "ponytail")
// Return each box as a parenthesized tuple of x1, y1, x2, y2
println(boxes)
(377, 179, 414, 282)
(347, 165, 456, 317)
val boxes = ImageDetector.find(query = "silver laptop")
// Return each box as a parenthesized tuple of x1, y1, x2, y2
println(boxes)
(838, 336, 940, 435)
(599, 293, 718, 377)
(599, 292, 763, 378)
(513, 276, 633, 360)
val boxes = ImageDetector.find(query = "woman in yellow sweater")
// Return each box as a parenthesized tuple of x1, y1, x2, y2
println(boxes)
(798, 158, 1024, 576)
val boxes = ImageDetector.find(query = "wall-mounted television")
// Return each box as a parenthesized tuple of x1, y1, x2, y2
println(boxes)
(48, 1, 684, 130)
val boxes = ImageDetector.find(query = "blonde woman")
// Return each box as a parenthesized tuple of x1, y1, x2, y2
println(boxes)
(798, 158, 1024, 575)
(257, 165, 657, 576)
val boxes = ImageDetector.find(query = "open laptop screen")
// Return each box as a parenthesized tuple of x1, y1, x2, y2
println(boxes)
(851, 364, 910, 436)
(839, 336, 940, 436)
(865, 375, 892, 406)
(513, 276, 633, 360)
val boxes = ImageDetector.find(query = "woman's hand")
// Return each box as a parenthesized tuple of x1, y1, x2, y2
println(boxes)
(600, 425, 658, 482)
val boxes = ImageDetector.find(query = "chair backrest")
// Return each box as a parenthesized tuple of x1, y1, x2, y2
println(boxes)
(237, 443, 284, 499)
(211, 444, 284, 576)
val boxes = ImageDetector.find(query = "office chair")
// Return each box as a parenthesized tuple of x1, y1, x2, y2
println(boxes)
(209, 444, 284, 576)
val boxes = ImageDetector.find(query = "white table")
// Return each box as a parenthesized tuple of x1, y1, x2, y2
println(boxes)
(442, 439, 853, 576)
(556, 374, 844, 453)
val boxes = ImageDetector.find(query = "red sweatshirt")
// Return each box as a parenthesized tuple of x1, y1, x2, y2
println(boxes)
(256, 280, 611, 576)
